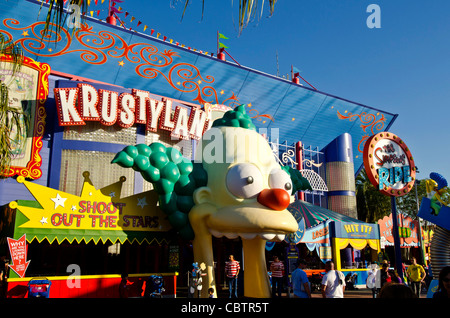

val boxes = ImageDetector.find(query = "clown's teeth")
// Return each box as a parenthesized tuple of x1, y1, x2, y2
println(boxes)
(210, 229, 224, 238)
(224, 233, 239, 239)
(209, 230, 286, 241)
(260, 233, 276, 241)
(271, 234, 285, 242)
(240, 233, 257, 240)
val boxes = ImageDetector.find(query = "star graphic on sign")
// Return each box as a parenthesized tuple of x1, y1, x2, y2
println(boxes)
(220, 90, 225, 95)
(71, 205, 77, 211)
(40, 217, 48, 225)
(137, 197, 148, 209)
(109, 191, 116, 198)
(22, 30, 29, 36)
(118, 60, 125, 66)
(51, 193, 67, 209)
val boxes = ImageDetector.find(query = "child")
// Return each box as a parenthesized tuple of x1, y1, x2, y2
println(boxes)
(208, 287, 215, 298)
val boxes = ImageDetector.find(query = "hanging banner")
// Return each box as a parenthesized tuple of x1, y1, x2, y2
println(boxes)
(7, 234, 30, 278)
(363, 132, 416, 196)
(335, 222, 379, 240)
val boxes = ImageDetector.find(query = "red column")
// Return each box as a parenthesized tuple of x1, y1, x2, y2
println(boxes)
(295, 141, 304, 201)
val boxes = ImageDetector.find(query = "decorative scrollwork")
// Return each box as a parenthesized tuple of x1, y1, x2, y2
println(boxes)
(303, 158, 323, 168)
(337, 110, 386, 153)
(3, 18, 276, 117)
(282, 149, 297, 167)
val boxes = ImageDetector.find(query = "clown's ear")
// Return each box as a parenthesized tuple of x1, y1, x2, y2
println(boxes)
(193, 186, 213, 205)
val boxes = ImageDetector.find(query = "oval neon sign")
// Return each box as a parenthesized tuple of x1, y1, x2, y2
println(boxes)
(363, 132, 416, 196)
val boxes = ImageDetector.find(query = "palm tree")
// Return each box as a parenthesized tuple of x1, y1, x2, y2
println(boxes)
(355, 169, 391, 223)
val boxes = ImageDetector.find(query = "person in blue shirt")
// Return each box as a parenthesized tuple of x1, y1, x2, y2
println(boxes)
(291, 259, 311, 298)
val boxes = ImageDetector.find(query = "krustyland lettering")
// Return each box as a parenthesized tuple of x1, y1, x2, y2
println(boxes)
(54, 84, 210, 140)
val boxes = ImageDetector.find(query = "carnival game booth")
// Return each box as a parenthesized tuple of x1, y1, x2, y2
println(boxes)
(378, 213, 423, 262)
(288, 200, 381, 287)
(2, 171, 180, 298)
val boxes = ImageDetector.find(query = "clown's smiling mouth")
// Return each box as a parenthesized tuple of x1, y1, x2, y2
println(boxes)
(209, 229, 286, 241)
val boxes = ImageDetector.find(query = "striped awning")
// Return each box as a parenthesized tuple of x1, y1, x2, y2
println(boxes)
(288, 200, 365, 229)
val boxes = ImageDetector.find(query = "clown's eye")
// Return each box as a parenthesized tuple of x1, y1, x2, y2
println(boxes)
(269, 169, 293, 195)
(226, 163, 263, 199)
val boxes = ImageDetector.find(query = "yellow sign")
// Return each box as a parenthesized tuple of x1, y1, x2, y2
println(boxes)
(12, 172, 171, 232)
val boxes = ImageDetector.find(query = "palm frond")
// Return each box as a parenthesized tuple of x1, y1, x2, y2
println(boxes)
(179, 0, 277, 35)
(0, 82, 30, 174)
(38, 0, 87, 39)
(236, 0, 277, 35)
(0, 36, 27, 176)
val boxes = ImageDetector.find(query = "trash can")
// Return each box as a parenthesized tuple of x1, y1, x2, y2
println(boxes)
(28, 278, 52, 298)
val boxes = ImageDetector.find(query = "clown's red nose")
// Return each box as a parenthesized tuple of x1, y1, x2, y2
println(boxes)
(257, 188, 290, 211)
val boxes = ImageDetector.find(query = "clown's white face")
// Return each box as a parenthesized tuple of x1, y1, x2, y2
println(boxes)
(193, 126, 298, 241)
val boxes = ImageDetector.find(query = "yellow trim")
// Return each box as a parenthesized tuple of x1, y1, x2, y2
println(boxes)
(332, 238, 381, 271)
(7, 272, 179, 283)
(335, 238, 381, 251)
(332, 238, 341, 271)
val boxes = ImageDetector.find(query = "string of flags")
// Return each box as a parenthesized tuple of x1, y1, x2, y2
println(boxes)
(67, 0, 227, 58)
(40, 0, 233, 59)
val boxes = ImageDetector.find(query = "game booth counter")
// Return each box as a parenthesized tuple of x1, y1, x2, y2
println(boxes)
(287, 200, 381, 287)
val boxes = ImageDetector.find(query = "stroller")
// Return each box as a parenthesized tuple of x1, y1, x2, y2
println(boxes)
(144, 275, 165, 298)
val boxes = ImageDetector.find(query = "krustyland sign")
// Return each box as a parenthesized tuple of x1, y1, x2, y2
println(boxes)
(54, 83, 210, 140)
(363, 132, 416, 197)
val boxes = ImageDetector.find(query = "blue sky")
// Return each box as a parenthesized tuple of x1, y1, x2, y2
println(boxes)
(93, 0, 450, 182)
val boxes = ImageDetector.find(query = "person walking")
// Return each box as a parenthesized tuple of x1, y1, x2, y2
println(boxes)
(270, 256, 285, 298)
(291, 259, 311, 298)
(406, 257, 426, 298)
(375, 262, 391, 294)
(366, 264, 378, 298)
(321, 261, 345, 298)
(225, 254, 240, 298)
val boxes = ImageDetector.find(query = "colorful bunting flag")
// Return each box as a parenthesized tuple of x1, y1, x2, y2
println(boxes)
(218, 32, 230, 49)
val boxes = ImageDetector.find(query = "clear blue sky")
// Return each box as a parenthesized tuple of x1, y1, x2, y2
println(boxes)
(91, 0, 450, 182)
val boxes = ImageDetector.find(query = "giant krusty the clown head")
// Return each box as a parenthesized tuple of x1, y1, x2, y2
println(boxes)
(112, 105, 311, 297)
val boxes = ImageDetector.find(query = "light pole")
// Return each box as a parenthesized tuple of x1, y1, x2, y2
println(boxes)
(414, 167, 427, 265)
